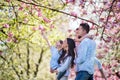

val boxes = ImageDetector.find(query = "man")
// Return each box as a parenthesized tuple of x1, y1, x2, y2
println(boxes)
(75, 23, 96, 80)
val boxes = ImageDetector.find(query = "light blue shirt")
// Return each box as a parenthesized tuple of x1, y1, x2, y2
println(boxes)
(50, 46, 61, 70)
(94, 57, 102, 69)
(75, 38, 96, 74)
(57, 56, 72, 76)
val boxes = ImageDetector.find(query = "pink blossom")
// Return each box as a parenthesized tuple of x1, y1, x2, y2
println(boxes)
(38, 10, 42, 17)
(66, 0, 75, 4)
(38, 25, 45, 31)
(18, 7, 23, 10)
(92, 10, 96, 13)
(83, 10, 87, 15)
(13, 37, 18, 43)
(43, 17, 51, 23)
(7, 37, 12, 42)
(32, 27, 38, 31)
(3, 24, 10, 28)
(8, 32, 13, 38)
(24, 18, 28, 23)
(70, 12, 77, 17)
(50, 25, 54, 29)
(79, 0, 84, 5)
(90, 25, 95, 30)
(117, 2, 120, 8)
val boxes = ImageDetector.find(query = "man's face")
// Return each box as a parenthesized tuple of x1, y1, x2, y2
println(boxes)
(78, 26, 86, 37)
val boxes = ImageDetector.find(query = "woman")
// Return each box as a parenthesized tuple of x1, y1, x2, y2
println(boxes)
(54, 38, 76, 80)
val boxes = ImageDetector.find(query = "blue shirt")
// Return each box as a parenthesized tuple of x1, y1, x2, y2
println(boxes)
(50, 46, 61, 70)
(75, 38, 96, 74)
(94, 57, 102, 69)
(57, 56, 72, 76)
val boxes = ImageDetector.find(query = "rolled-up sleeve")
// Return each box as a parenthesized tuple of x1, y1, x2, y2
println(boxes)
(94, 57, 102, 69)
(75, 40, 88, 64)
(50, 46, 58, 54)
(57, 57, 72, 72)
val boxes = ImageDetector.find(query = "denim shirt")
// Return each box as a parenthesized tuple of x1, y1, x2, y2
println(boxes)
(75, 38, 96, 74)
(50, 46, 61, 70)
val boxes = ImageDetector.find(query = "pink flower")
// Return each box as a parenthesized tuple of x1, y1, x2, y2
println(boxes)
(38, 10, 42, 17)
(70, 12, 77, 17)
(50, 25, 54, 29)
(90, 25, 95, 30)
(24, 18, 28, 23)
(19, 7, 23, 10)
(3, 24, 10, 28)
(66, 0, 75, 4)
(83, 10, 87, 15)
(8, 32, 13, 38)
(38, 25, 45, 31)
(92, 10, 96, 13)
(7, 37, 12, 42)
(43, 17, 51, 23)
(117, 2, 120, 8)
(13, 37, 18, 43)
(79, 0, 84, 5)
(32, 27, 38, 31)
(100, 18, 104, 21)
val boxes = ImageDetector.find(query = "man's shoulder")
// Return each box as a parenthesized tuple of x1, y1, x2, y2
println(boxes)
(81, 38, 96, 44)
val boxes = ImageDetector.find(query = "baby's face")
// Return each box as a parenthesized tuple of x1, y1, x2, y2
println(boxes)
(56, 41, 62, 49)
(74, 28, 79, 35)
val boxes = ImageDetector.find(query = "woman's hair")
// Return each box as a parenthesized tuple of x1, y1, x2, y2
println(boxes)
(58, 38, 75, 68)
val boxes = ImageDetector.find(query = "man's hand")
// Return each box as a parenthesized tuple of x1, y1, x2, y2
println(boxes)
(54, 70, 58, 74)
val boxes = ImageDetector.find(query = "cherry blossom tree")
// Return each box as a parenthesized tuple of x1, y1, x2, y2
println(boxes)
(0, 0, 120, 80)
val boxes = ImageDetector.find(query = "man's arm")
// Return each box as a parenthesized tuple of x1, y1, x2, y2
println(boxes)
(94, 57, 107, 80)
(75, 40, 88, 64)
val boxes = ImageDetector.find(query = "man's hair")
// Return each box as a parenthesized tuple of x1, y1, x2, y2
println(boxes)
(80, 23, 90, 33)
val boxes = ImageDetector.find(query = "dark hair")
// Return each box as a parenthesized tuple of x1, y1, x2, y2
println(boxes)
(76, 28, 79, 31)
(59, 40, 63, 44)
(58, 38, 75, 68)
(80, 23, 90, 33)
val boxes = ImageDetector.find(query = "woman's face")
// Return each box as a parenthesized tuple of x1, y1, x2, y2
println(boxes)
(62, 39, 68, 49)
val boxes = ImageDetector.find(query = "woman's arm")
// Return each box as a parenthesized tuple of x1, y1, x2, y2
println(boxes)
(55, 57, 72, 72)
(75, 34, 93, 42)
(41, 31, 51, 48)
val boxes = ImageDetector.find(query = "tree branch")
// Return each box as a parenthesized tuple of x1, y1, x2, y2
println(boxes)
(34, 48, 44, 77)
(26, 43, 30, 79)
(17, 0, 100, 27)
(10, 58, 21, 80)
(100, 0, 116, 39)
